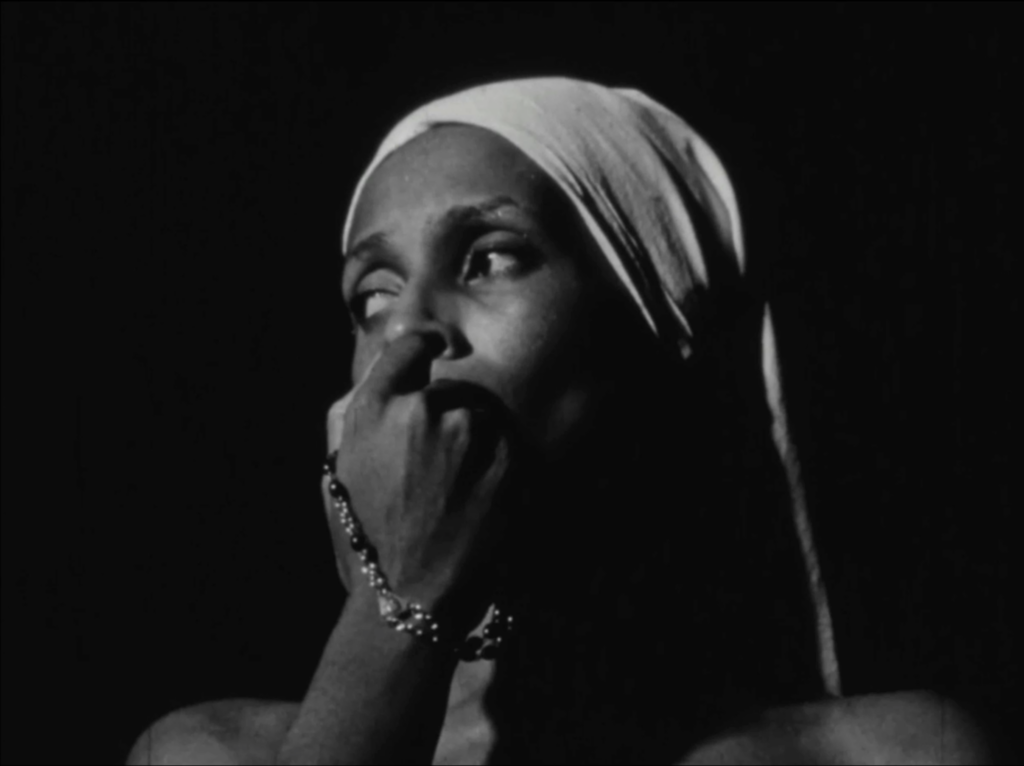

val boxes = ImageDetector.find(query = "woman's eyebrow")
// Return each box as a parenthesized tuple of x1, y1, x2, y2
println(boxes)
(434, 195, 528, 230)
(344, 231, 392, 264)
(344, 195, 532, 264)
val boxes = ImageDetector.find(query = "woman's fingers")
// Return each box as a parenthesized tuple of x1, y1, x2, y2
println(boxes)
(361, 333, 445, 414)
(326, 333, 442, 453)
(423, 379, 507, 475)
(320, 332, 528, 606)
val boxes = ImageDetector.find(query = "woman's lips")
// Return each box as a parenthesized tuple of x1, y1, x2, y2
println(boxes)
(427, 377, 513, 427)
(427, 377, 499, 407)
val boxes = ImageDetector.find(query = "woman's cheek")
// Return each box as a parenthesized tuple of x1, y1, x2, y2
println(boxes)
(500, 310, 589, 420)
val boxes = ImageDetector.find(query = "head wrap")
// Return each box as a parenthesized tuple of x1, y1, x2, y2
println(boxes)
(339, 77, 841, 699)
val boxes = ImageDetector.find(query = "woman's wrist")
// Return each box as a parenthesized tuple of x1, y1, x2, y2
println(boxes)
(343, 573, 496, 660)
(340, 584, 443, 659)
(279, 581, 460, 765)
(343, 580, 382, 618)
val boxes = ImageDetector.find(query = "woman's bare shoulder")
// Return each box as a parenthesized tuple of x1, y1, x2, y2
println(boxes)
(125, 699, 300, 765)
(127, 690, 1001, 765)
(677, 690, 999, 765)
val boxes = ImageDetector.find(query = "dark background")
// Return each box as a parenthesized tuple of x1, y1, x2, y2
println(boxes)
(2, 2, 1019, 763)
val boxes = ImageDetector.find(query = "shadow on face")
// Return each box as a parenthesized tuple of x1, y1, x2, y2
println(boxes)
(343, 124, 664, 465)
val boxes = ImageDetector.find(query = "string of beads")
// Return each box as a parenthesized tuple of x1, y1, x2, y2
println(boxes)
(324, 450, 512, 661)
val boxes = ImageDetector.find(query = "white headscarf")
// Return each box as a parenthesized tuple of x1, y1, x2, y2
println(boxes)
(339, 76, 842, 698)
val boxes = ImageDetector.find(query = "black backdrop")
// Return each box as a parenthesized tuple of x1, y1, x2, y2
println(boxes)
(2, 3, 1020, 763)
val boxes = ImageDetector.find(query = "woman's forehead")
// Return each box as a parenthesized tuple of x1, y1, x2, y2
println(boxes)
(348, 125, 557, 239)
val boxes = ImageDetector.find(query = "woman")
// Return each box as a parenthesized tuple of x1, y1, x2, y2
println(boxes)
(127, 78, 997, 764)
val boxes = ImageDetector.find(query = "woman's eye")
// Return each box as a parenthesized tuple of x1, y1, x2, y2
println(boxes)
(351, 290, 393, 323)
(349, 247, 535, 327)
(464, 249, 530, 281)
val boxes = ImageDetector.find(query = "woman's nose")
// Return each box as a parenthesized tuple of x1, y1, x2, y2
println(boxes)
(382, 288, 463, 360)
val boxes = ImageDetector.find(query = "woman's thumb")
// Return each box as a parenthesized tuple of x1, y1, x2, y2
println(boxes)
(326, 349, 384, 453)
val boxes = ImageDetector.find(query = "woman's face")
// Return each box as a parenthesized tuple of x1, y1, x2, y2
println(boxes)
(343, 125, 648, 463)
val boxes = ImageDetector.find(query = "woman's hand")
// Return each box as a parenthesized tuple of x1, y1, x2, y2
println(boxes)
(321, 332, 522, 637)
